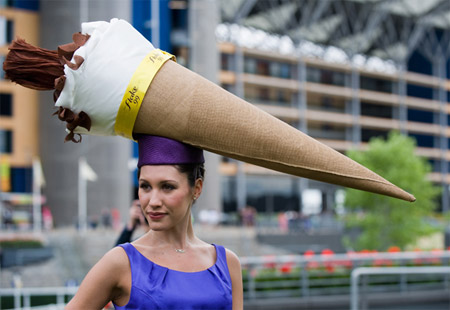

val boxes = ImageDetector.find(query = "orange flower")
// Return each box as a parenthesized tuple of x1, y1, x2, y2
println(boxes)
(304, 250, 319, 270)
(321, 249, 335, 273)
(387, 246, 401, 253)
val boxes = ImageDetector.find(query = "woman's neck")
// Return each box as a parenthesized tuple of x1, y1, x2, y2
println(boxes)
(146, 214, 196, 250)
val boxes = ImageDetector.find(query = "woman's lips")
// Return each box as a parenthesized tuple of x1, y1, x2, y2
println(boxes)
(148, 212, 167, 220)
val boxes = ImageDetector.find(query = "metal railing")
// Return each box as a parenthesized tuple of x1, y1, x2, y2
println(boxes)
(240, 250, 450, 300)
(0, 286, 77, 310)
(350, 266, 450, 310)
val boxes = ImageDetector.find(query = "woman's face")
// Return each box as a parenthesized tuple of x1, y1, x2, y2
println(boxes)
(138, 165, 202, 231)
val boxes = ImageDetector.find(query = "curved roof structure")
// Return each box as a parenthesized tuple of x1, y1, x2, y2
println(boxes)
(219, 0, 450, 64)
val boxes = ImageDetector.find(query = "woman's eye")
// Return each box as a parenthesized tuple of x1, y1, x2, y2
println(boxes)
(139, 183, 150, 190)
(162, 184, 175, 191)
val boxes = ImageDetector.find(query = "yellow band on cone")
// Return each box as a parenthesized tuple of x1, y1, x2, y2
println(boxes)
(115, 49, 175, 139)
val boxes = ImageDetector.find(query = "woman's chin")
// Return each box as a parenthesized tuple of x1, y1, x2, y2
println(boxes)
(149, 224, 166, 231)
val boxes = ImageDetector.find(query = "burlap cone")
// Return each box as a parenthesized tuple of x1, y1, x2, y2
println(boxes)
(2, 19, 414, 202)
(134, 60, 415, 202)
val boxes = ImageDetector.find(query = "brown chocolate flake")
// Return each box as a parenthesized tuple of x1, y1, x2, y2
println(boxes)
(63, 55, 84, 70)
(53, 107, 92, 143)
(3, 34, 93, 143)
(57, 42, 78, 65)
(3, 38, 64, 90)
(72, 32, 90, 47)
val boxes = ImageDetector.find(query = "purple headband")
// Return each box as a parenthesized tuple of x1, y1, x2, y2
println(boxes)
(137, 135, 205, 168)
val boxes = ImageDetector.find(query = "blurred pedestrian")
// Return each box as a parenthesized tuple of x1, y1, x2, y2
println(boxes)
(101, 207, 112, 228)
(240, 205, 256, 226)
(2, 204, 13, 229)
(42, 206, 53, 230)
(114, 200, 149, 246)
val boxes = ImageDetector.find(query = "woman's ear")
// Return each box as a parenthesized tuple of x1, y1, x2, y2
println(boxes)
(193, 178, 203, 201)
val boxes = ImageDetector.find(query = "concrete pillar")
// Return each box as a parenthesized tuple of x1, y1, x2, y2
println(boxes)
(188, 0, 222, 216)
(350, 67, 361, 145)
(39, 0, 132, 227)
(433, 57, 449, 213)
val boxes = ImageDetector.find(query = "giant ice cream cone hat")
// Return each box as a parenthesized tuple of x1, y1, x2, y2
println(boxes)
(3, 19, 415, 202)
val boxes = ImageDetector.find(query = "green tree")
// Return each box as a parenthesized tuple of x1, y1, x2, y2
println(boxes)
(343, 131, 440, 251)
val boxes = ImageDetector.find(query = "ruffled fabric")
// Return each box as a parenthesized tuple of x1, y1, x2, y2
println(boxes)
(3, 33, 92, 143)
(53, 19, 156, 138)
(52, 107, 92, 143)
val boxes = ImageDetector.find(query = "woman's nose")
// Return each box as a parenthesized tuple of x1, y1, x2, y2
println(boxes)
(148, 191, 162, 207)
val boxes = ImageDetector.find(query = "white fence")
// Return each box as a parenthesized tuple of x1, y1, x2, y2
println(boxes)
(351, 266, 450, 310)
(0, 286, 77, 310)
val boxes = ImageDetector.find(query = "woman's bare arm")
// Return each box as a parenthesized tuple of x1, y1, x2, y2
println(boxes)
(65, 246, 130, 310)
(226, 249, 244, 310)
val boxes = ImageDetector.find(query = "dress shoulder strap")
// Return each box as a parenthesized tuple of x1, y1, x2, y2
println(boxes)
(118, 242, 131, 252)
(118, 243, 160, 285)
(212, 244, 231, 280)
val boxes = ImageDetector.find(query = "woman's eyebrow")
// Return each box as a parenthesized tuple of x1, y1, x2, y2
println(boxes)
(139, 178, 178, 184)
(159, 179, 178, 184)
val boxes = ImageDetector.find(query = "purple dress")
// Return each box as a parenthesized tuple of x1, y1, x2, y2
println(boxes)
(113, 243, 233, 310)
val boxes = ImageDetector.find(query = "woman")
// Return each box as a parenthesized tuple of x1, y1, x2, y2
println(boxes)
(66, 135, 243, 310)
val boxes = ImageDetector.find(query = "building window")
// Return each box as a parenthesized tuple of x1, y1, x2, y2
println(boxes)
(306, 67, 321, 83)
(221, 84, 234, 93)
(266, 62, 292, 79)
(409, 133, 433, 148)
(0, 17, 13, 45)
(409, 108, 433, 124)
(308, 123, 346, 140)
(361, 129, 388, 142)
(0, 56, 5, 79)
(221, 176, 237, 213)
(307, 94, 346, 113)
(407, 84, 433, 100)
(0, 129, 12, 153)
(6, 19, 13, 42)
(306, 67, 346, 86)
(221, 54, 232, 71)
(361, 102, 392, 119)
(258, 88, 270, 101)
(246, 175, 299, 213)
(276, 90, 289, 105)
(269, 62, 280, 77)
(280, 63, 291, 79)
(360, 76, 392, 93)
(256, 59, 269, 76)
(11, 167, 33, 193)
(2, 0, 39, 10)
(0, 93, 12, 116)
(332, 71, 346, 86)
(244, 57, 256, 74)
(1, 0, 15, 8)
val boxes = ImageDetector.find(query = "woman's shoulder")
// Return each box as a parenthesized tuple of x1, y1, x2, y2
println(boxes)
(102, 245, 131, 270)
(194, 240, 239, 264)
(224, 247, 240, 267)
(223, 247, 242, 294)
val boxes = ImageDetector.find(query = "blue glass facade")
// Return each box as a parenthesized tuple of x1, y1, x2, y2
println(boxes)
(131, 0, 177, 189)
(11, 167, 32, 193)
(9, 0, 39, 11)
